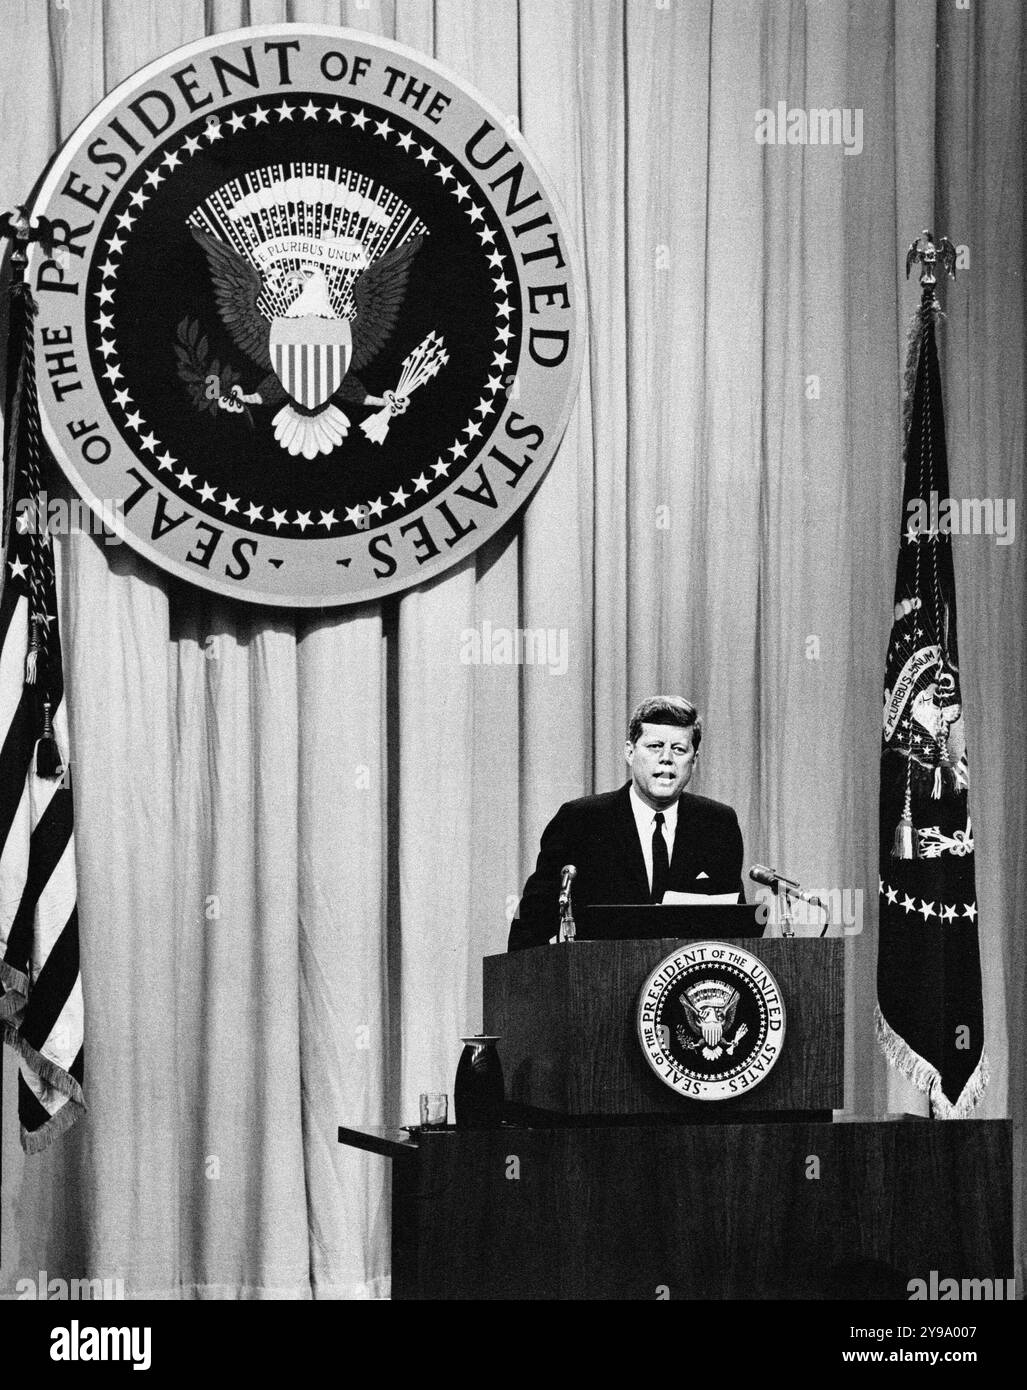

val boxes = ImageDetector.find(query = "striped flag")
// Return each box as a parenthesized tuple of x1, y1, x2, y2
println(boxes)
(1, 272, 84, 1151)
(876, 276, 987, 1118)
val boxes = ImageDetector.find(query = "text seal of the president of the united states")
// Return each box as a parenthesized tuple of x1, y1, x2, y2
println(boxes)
(29, 26, 584, 606)
(637, 942, 787, 1100)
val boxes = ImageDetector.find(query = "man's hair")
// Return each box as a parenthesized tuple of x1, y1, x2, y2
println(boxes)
(627, 695, 702, 751)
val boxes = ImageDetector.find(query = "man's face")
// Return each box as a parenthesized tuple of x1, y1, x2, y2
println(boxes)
(625, 722, 698, 809)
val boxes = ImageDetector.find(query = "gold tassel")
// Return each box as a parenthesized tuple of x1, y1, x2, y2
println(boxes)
(24, 614, 42, 684)
(35, 698, 63, 779)
(932, 766, 943, 798)
(892, 785, 917, 859)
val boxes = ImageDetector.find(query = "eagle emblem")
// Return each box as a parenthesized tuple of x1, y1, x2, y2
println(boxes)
(676, 979, 749, 1060)
(178, 165, 447, 459)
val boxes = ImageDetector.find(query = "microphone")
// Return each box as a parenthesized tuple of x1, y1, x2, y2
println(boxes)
(558, 864, 577, 909)
(749, 864, 829, 914)
(749, 864, 799, 891)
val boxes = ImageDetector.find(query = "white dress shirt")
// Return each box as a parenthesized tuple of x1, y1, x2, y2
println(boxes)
(629, 784, 679, 896)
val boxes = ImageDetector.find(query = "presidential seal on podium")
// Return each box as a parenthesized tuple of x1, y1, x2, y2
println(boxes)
(637, 941, 787, 1100)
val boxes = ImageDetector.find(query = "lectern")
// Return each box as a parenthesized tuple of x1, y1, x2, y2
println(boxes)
(484, 936, 842, 1117)
(338, 935, 1012, 1300)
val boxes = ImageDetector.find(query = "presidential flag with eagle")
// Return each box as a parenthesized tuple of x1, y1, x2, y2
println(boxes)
(876, 232, 987, 1118)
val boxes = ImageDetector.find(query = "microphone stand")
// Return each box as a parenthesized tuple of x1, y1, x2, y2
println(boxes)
(558, 885, 576, 943)
(778, 889, 797, 939)
(776, 882, 830, 938)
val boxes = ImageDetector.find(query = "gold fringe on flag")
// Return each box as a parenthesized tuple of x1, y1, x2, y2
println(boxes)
(875, 1005, 989, 1119)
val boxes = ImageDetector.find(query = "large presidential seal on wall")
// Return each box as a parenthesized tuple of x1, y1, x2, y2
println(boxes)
(637, 942, 786, 1101)
(28, 27, 583, 606)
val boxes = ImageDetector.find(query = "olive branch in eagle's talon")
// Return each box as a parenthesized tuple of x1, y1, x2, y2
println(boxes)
(174, 316, 262, 429)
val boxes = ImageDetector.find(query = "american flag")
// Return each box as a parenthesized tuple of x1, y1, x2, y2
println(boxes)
(1, 267, 84, 1151)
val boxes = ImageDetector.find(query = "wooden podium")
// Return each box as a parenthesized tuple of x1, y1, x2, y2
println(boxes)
(338, 935, 1013, 1300)
(483, 937, 843, 1116)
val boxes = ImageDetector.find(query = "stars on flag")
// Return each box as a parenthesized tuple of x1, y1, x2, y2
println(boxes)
(881, 878, 978, 925)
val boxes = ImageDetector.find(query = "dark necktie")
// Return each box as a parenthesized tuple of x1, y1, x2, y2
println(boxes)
(651, 811, 669, 904)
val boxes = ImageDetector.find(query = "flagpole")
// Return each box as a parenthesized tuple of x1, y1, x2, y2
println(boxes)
(2, 207, 54, 606)
(0, 205, 46, 1273)
(904, 227, 957, 310)
(2, 202, 85, 1173)
(1, 206, 45, 1265)
(876, 228, 987, 1119)
(891, 231, 959, 860)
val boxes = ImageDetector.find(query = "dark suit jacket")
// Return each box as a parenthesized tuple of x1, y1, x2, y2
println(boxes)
(509, 782, 745, 950)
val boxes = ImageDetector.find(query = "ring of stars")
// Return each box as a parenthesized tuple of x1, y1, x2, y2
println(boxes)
(90, 95, 520, 546)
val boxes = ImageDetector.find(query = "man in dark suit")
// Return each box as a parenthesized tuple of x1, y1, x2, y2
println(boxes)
(509, 695, 745, 950)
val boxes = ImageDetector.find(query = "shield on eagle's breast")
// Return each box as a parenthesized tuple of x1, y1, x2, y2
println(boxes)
(269, 317, 352, 410)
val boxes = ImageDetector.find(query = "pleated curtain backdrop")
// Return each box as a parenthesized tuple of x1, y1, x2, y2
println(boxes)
(0, 0, 1023, 1298)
